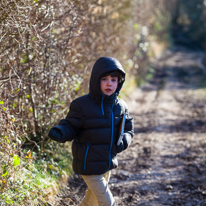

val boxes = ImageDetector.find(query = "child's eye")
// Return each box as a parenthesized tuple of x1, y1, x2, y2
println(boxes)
(112, 78, 118, 82)
(101, 78, 106, 81)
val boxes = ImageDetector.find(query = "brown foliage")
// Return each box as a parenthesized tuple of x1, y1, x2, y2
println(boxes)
(0, 0, 132, 139)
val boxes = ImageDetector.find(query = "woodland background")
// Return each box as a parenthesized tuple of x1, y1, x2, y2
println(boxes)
(1, 0, 206, 205)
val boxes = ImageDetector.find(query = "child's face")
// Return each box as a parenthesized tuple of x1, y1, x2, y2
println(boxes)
(100, 75, 118, 96)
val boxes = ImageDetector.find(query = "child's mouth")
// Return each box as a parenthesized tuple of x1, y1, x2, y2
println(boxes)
(105, 89, 111, 92)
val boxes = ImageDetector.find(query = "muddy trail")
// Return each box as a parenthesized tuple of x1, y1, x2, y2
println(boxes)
(51, 47, 206, 206)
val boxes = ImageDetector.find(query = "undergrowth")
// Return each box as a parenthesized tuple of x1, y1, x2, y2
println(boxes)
(0, 137, 72, 206)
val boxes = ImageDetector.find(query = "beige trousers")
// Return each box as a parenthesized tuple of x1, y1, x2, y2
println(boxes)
(79, 171, 115, 206)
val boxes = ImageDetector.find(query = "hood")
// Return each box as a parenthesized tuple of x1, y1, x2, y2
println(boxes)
(89, 57, 125, 103)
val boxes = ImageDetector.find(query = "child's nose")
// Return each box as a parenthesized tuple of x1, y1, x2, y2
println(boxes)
(107, 80, 112, 85)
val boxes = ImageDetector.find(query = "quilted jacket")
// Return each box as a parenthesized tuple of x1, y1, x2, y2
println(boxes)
(51, 57, 134, 175)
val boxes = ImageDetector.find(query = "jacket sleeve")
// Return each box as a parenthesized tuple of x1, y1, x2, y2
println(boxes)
(120, 100, 134, 150)
(53, 100, 83, 143)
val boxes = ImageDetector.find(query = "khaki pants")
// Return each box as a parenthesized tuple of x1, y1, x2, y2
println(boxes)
(79, 171, 115, 206)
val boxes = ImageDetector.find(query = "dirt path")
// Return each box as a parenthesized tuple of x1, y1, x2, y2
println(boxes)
(51, 47, 206, 206)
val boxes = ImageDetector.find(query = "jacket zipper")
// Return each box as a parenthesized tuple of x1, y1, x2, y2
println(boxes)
(84, 142, 90, 171)
(108, 97, 115, 170)
(101, 95, 105, 116)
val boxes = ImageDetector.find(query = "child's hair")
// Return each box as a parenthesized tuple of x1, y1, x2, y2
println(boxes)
(101, 71, 124, 83)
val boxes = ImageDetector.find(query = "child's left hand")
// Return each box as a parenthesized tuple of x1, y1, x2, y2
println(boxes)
(116, 140, 124, 153)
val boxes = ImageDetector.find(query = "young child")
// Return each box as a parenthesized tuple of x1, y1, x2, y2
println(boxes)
(48, 57, 134, 206)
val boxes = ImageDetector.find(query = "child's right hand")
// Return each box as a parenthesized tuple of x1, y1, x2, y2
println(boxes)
(48, 128, 62, 141)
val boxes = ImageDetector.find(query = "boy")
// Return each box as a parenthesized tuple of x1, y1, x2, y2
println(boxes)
(48, 57, 134, 206)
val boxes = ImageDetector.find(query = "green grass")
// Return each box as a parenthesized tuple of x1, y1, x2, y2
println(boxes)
(0, 142, 73, 205)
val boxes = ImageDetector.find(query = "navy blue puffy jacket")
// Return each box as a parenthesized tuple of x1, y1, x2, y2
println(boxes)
(50, 57, 134, 175)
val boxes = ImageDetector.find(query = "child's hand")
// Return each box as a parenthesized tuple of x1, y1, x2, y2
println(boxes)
(48, 128, 62, 141)
(116, 140, 124, 153)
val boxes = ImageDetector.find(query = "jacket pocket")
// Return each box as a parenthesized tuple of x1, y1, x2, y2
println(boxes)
(84, 142, 90, 171)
